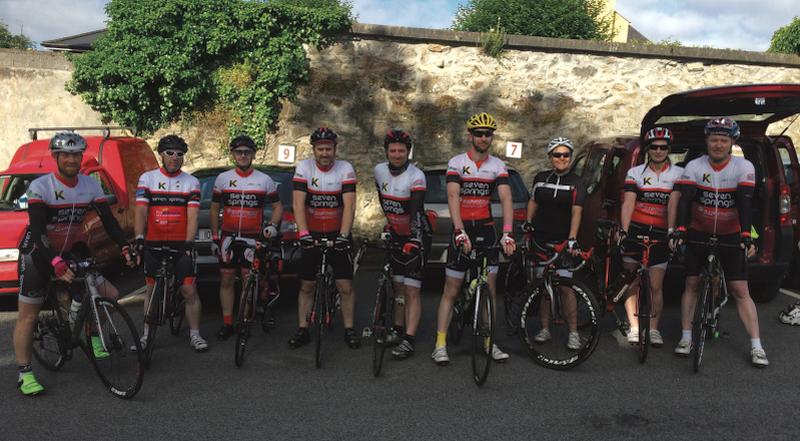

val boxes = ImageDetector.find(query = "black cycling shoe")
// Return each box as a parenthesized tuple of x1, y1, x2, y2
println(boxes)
(288, 328, 310, 349)
(216, 324, 234, 341)
(345, 328, 361, 349)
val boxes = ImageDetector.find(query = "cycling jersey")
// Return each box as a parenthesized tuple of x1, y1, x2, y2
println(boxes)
(292, 159, 356, 234)
(676, 155, 755, 236)
(374, 162, 426, 237)
(212, 168, 279, 237)
(530, 169, 586, 240)
(623, 163, 683, 229)
(445, 152, 509, 223)
(136, 168, 201, 243)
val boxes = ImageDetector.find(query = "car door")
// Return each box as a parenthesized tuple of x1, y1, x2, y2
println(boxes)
(774, 136, 800, 247)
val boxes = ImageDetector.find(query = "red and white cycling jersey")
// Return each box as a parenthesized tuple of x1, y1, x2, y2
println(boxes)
(445, 152, 509, 222)
(677, 155, 755, 235)
(292, 159, 356, 234)
(623, 163, 683, 229)
(26, 173, 107, 253)
(212, 168, 279, 237)
(374, 162, 426, 236)
(136, 168, 201, 242)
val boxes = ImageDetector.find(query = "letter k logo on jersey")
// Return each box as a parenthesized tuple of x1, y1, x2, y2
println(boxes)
(702, 173, 711, 184)
(158, 182, 166, 190)
(462, 166, 471, 175)
(311, 177, 320, 187)
(643, 177, 652, 185)
(229, 180, 237, 188)
(54, 190, 64, 200)
(381, 182, 388, 192)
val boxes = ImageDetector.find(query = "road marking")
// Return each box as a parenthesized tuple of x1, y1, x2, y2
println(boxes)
(779, 288, 800, 300)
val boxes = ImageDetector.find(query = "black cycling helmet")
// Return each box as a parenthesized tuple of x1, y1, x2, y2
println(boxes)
(310, 127, 338, 145)
(157, 135, 188, 153)
(230, 135, 257, 151)
(383, 128, 412, 149)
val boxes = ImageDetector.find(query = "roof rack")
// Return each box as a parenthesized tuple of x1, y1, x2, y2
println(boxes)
(28, 126, 134, 141)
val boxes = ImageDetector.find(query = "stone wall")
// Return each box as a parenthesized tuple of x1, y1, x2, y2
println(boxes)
(4, 24, 800, 237)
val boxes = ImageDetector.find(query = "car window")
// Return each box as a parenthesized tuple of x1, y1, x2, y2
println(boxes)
(88, 171, 115, 198)
(570, 152, 587, 177)
(778, 146, 795, 186)
(583, 149, 608, 195)
(0, 174, 40, 211)
(490, 171, 530, 203)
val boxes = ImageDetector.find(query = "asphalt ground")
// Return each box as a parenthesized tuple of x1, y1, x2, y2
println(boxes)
(0, 253, 798, 441)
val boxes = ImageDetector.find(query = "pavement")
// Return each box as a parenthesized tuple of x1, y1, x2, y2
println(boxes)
(0, 253, 798, 441)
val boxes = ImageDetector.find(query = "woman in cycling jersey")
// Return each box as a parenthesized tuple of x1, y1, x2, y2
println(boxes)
(619, 127, 682, 347)
(522, 137, 586, 350)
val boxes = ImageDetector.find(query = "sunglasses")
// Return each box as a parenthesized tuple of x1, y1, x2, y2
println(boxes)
(471, 130, 494, 138)
(649, 145, 670, 151)
(232, 149, 254, 156)
(550, 152, 571, 159)
(163, 150, 185, 157)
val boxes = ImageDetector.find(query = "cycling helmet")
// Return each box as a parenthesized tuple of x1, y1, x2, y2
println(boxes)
(229, 135, 257, 150)
(49, 132, 87, 154)
(704, 117, 740, 140)
(383, 128, 412, 149)
(157, 135, 188, 153)
(644, 127, 673, 145)
(466, 112, 497, 131)
(546, 137, 574, 154)
(310, 127, 338, 145)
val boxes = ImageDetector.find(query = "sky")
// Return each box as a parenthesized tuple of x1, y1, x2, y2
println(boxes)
(1, 0, 797, 52)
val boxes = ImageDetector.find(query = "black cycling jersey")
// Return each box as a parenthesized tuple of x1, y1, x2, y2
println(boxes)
(530, 169, 586, 240)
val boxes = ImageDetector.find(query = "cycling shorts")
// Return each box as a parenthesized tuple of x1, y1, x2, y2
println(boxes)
(299, 233, 354, 282)
(684, 230, 747, 281)
(445, 222, 498, 280)
(621, 222, 670, 270)
(18, 247, 106, 305)
(219, 234, 258, 275)
(144, 244, 197, 286)
(389, 233, 431, 289)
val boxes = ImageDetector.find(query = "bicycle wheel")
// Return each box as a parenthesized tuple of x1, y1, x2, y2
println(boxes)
(235, 277, 257, 368)
(519, 279, 600, 370)
(503, 255, 526, 334)
(32, 296, 69, 371)
(168, 288, 185, 336)
(85, 297, 145, 399)
(637, 270, 651, 364)
(313, 276, 328, 369)
(470, 283, 493, 386)
(143, 280, 164, 369)
(692, 274, 712, 373)
(371, 277, 391, 377)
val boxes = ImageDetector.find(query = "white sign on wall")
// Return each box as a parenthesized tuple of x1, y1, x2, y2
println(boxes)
(278, 144, 296, 163)
(506, 141, 523, 159)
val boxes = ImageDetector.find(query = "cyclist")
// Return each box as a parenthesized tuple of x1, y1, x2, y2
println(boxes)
(523, 137, 586, 350)
(13, 132, 135, 396)
(134, 135, 208, 352)
(374, 128, 431, 360)
(670, 117, 768, 367)
(619, 127, 682, 347)
(289, 127, 361, 349)
(432, 112, 516, 365)
(210, 135, 283, 340)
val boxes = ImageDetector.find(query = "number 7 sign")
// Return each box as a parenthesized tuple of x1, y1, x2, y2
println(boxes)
(506, 141, 522, 159)
(278, 144, 296, 163)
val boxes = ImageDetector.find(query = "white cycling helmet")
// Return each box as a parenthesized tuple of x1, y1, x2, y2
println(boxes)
(49, 132, 87, 153)
(546, 137, 574, 154)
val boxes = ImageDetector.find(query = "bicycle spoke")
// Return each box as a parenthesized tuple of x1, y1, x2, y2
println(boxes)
(86, 298, 144, 399)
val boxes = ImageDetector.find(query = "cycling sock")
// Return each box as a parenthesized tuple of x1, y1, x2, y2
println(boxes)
(18, 364, 32, 380)
(751, 338, 763, 351)
(681, 329, 692, 341)
(404, 334, 415, 344)
(143, 324, 150, 337)
(435, 331, 447, 348)
(190, 329, 200, 338)
(223, 314, 233, 325)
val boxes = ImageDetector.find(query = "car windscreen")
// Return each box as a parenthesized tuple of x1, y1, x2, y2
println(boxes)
(0, 174, 41, 211)
(195, 170, 294, 210)
(424, 170, 530, 204)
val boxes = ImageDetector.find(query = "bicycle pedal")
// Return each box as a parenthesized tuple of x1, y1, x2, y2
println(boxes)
(362, 327, 373, 338)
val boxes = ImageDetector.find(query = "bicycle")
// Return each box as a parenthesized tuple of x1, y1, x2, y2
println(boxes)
(31, 258, 144, 399)
(141, 245, 186, 368)
(448, 239, 502, 386)
(592, 219, 635, 336)
(518, 240, 599, 370)
(307, 238, 341, 369)
(228, 238, 282, 367)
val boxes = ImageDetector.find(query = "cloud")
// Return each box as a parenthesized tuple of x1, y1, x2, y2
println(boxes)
(350, 0, 457, 29)
(1, 0, 107, 45)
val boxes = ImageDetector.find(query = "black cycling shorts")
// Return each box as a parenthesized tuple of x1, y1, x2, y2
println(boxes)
(143, 244, 197, 286)
(622, 222, 670, 268)
(445, 222, 498, 279)
(18, 245, 100, 305)
(389, 233, 431, 288)
(684, 230, 747, 281)
(299, 232, 354, 282)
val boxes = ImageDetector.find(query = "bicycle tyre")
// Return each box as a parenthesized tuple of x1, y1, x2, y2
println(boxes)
(637, 270, 651, 364)
(519, 278, 600, 370)
(313, 275, 327, 369)
(85, 297, 145, 399)
(168, 288, 185, 336)
(143, 279, 164, 369)
(471, 283, 493, 386)
(693, 274, 712, 373)
(234, 276, 257, 368)
(32, 296, 69, 371)
(371, 278, 391, 377)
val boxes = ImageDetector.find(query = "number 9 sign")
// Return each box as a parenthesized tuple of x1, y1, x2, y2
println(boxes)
(278, 144, 296, 163)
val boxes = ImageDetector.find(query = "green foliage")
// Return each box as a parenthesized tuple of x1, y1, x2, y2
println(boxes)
(67, 0, 351, 141)
(0, 22, 34, 49)
(769, 16, 800, 55)
(453, 0, 613, 41)
(481, 18, 507, 58)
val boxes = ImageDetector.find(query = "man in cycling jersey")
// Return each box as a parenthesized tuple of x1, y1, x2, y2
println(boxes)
(211, 135, 283, 340)
(134, 135, 208, 352)
(432, 112, 516, 365)
(619, 127, 682, 347)
(374, 128, 431, 359)
(288, 127, 361, 349)
(13, 132, 135, 396)
(670, 117, 768, 367)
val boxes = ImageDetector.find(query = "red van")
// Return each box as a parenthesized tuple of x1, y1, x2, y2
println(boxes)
(0, 127, 158, 297)
(572, 84, 800, 302)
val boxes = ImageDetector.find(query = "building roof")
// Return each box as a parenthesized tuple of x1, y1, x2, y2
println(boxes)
(627, 24, 649, 43)
(41, 29, 107, 52)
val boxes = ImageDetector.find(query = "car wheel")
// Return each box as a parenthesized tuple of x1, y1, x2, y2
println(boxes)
(749, 278, 781, 303)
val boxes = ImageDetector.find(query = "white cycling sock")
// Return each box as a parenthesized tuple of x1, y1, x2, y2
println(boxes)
(190, 329, 200, 338)
(751, 338, 763, 351)
(142, 324, 149, 337)
(681, 330, 692, 341)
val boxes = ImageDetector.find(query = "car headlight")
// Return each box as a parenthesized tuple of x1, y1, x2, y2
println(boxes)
(0, 248, 20, 263)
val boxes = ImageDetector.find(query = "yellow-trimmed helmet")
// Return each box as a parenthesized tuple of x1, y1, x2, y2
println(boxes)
(466, 112, 497, 131)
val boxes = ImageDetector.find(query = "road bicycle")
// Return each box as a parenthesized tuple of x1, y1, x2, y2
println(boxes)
(141, 246, 187, 368)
